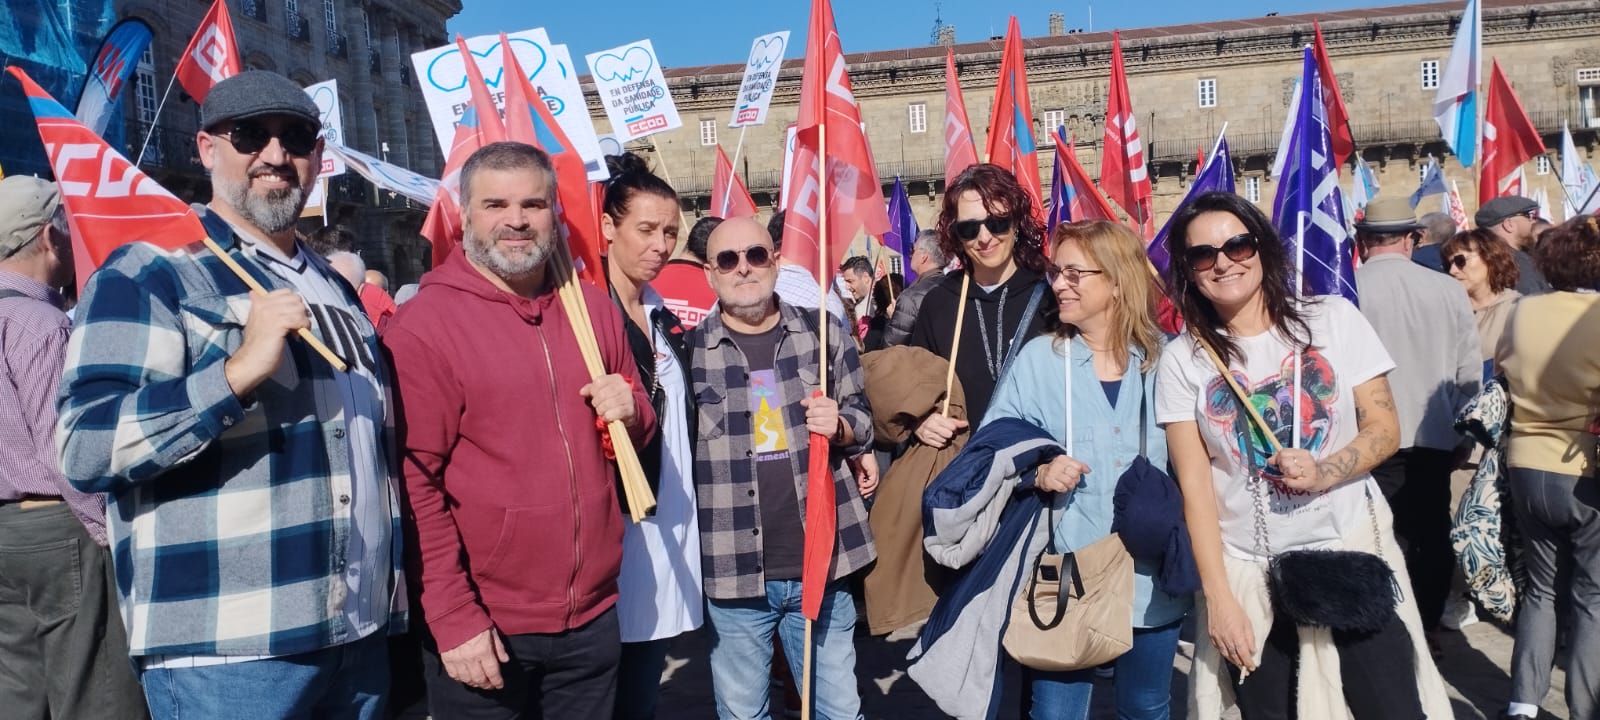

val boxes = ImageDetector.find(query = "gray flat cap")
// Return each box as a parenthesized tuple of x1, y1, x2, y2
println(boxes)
(200, 71, 320, 131)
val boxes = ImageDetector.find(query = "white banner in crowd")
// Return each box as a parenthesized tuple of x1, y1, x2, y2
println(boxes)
(326, 142, 442, 207)
(305, 79, 347, 177)
(411, 29, 609, 180)
(585, 39, 682, 144)
(779, 123, 797, 210)
(729, 31, 788, 128)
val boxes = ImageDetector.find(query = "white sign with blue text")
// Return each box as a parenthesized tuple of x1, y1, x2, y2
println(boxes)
(729, 31, 788, 128)
(585, 39, 681, 144)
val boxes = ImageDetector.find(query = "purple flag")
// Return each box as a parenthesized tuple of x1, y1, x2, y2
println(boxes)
(1273, 48, 1356, 304)
(1149, 135, 1234, 275)
(885, 176, 920, 283)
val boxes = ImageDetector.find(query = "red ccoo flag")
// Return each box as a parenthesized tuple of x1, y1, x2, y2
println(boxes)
(1311, 21, 1356, 172)
(500, 33, 605, 286)
(801, 394, 836, 621)
(10, 66, 195, 269)
(984, 17, 1045, 222)
(174, 0, 241, 104)
(712, 145, 759, 218)
(420, 35, 508, 269)
(943, 48, 979, 189)
(781, 0, 890, 291)
(1057, 130, 1120, 224)
(1480, 60, 1547, 206)
(1100, 31, 1153, 237)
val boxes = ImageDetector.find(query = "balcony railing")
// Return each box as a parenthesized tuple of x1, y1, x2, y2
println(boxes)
(128, 121, 202, 172)
(242, 0, 266, 22)
(327, 32, 348, 59)
(369, 48, 383, 75)
(287, 12, 310, 42)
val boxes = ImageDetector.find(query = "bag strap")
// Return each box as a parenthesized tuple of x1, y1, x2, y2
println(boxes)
(1026, 549, 1084, 630)
(991, 281, 1047, 395)
(1237, 397, 1274, 557)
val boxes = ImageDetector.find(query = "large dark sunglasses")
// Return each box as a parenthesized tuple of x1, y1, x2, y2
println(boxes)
(215, 120, 320, 156)
(1185, 233, 1260, 272)
(1445, 254, 1469, 271)
(953, 216, 1013, 242)
(711, 245, 774, 273)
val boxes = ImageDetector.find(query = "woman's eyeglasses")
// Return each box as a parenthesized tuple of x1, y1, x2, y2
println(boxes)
(711, 245, 775, 273)
(213, 120, 320, 156)
(1184, 233, 1260, 272)
(1445, 254, 1470, 271)
(1046, 265, 1105, 287)
(952, 216, 1013, 241)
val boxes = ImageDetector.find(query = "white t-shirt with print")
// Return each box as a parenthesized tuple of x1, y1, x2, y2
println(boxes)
(1155, 297, 1394, 561)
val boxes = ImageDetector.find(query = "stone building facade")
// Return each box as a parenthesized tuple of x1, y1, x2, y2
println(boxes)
(120, 0, 455, 284)
(591, 0, 1600, 256)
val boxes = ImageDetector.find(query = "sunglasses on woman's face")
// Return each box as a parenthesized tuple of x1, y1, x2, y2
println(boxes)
(1445, 254, 1470, 271)
(710, 245, 775, 273)
(213, 119, 321, 156)
(952, 216, 1013, 242)
(1185, 233, 1260, 272)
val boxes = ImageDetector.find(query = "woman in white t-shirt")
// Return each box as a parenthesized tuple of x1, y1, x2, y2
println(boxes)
(1155, 192, 1448, 719)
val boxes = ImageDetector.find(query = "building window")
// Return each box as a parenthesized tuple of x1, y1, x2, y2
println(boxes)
(1581, 68, 1600, 129)
(908, 103, 927, 134)
(323, 0, 338, 39)
(1040, 110, 1064, 145)
(1536, 155, 1551, 175)
(1421, 60, 1440, 90)
(699, 119, 717, 147)
(1244, 176, 1261, 203)
(134, 47, 162, 165)
(1198, 78, 1217, 108)
(1419, 164, 1431, 184)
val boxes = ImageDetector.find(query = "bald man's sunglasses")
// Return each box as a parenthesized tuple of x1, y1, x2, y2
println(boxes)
(214, 120, 319, 156)
(711, 245, 774, 273)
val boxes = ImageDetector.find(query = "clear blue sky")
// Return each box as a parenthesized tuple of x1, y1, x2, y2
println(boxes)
(449, 0, 1388, 70)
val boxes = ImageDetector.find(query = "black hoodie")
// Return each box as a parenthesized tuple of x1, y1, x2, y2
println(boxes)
(907, 267, 1055, 424)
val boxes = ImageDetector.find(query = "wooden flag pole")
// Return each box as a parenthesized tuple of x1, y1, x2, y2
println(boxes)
(549, 235, 656, 522)
(201, 237, 348, 372)
(938, 272, 970, 416)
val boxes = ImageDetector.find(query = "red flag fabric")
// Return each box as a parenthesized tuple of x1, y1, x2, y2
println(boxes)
(984, 17, 1045, 222)
(174, 0, 241, 104)
(1099, 31, 1152, 236)
(1480, 60, 1548, 206)
(9, 66, 195, 269)
(943, 48, 979, 189)
(712, 145, 759, 218)
(1057, 130, 1119, 223)
(1311, 21, 1355, 172)
(420, 36, 508, 269)
(500, 33, 605, 285)
(781, 0, 891, 287)
(801, 396, 837, 621)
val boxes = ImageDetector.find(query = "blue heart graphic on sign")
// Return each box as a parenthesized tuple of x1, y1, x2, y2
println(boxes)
(310, 86, 337, 123)
(749, 36, 785, 71)
(592, 46, 654, 83)
(426, 38, 547, 92)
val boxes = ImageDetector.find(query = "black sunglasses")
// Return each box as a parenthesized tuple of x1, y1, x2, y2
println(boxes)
(953, 216, 1013, 242)
(215, 120, 320, 156)
(1185, 233, 1260, 272)
(1445, 254, 1469, 271)
(711, 245, 774, 273)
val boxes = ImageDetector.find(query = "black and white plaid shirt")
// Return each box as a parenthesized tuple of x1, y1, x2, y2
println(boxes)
(688, 301, 876, 601)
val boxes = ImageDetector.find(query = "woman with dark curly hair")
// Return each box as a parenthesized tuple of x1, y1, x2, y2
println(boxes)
(1154, 191, 1450, 719)
(907, 163, 1055, 436)
(1439, 228, 1521, 369)
(1494, 216, 1600, 720)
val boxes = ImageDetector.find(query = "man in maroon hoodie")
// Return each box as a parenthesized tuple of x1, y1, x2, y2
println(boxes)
(383, 142, 655, 719)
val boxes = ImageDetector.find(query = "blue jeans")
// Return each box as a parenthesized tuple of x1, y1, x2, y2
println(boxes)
(140, 629, 389, 720)
(706, 581, 861, 720)
(1029, 620, 1183, 720)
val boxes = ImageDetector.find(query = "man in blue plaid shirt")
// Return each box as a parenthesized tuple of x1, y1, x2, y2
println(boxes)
(56, 71, 405, 719)
(688, 217, 878, 720)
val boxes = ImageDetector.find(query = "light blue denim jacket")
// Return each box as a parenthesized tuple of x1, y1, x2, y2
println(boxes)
(985, 334, 1192, 628)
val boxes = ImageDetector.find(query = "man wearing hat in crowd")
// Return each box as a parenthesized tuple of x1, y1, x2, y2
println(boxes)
(57, 71, 407, 719)
(1475, 195, 1551, 294)
(1354, 195, 1483, 653)
(0, 176, 148, 719)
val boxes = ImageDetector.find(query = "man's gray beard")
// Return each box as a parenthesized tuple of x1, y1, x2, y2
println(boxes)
(218, 173, 306, 234)
(721, 295, 775, 326)
(465, 230, 552, 280)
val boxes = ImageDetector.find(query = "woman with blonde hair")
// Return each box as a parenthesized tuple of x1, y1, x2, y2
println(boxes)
(987, 220, 1194, 718)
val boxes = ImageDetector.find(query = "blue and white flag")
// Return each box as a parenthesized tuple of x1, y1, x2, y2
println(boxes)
(1149, 131, 1233, 275)
(1410, 158, 1447, 209)
(73, 18, 154, 154)
(1433, 0, 1481, 167)
(1273, 48, 1356, 304)
(1350, 157, 1380, 211)
(884, 176, 920, 283)
(1562, 124, 1600, 217)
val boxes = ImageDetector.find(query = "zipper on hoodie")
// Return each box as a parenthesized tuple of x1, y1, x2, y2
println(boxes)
(535, 321, 583, 627)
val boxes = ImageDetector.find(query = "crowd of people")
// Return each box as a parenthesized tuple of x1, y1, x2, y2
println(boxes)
(3, 68, 1599, 720)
